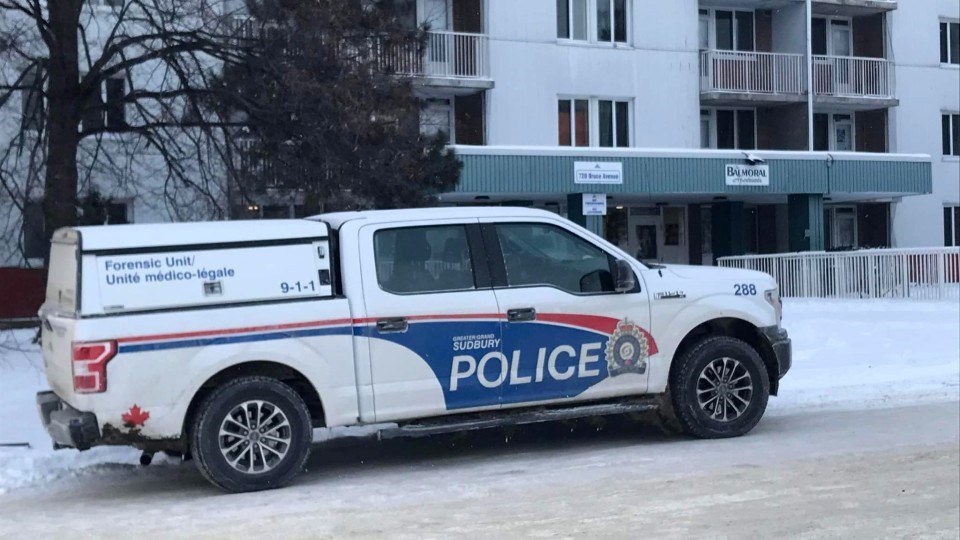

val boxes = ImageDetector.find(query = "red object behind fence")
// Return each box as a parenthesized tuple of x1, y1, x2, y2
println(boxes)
(0, 268, 44, 319)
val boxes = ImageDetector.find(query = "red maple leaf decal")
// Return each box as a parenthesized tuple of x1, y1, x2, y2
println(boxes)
(121, 405, 150, 427)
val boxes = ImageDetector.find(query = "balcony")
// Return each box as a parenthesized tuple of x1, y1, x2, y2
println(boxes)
(377, 30, 493, 96)
(700, 50, 807, 105)
(812, 55, 896, 107)
(700, 50, 897, 108)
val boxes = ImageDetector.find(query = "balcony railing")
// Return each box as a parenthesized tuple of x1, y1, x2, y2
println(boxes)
(700, 50, 806, 96)
(812, 55, 893, 99)
(377, 30, 490, 80)
(228, 21, 490, 82)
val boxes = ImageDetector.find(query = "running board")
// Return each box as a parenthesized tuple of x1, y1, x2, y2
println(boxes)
(378, 397, 661, 440)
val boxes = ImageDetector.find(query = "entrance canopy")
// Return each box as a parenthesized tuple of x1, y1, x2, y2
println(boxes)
(445, 145, 931, 200)
(443, 146, 932, 262)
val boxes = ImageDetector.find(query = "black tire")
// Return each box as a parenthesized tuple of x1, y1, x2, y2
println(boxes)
(667, 336, 770, 439)
(190, 376, 312, 493)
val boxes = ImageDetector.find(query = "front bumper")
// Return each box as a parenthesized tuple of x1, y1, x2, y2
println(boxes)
(760, 326, 792, 379)
(36, 391, 101, 450)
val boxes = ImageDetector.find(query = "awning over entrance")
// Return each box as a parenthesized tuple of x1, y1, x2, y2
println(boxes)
(448, 146, 931, 198)
(445, 146, 932, 263)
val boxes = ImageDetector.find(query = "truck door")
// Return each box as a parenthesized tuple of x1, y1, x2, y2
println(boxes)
(357, 220, 504, 422)
(480, 218, 655, 408)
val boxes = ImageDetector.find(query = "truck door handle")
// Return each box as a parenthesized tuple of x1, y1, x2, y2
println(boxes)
(507, 308, 536, 322)
(376, 317, 408, 333)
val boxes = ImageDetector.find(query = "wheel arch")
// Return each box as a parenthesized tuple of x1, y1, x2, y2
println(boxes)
(671, 317, 780, 396)
(182, 360, 327, 445)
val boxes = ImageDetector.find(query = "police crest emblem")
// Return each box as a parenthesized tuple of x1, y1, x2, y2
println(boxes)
(605, 318, 649, 376)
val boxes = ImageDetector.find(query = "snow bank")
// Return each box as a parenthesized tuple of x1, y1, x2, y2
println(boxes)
(1, 299, 957, 492)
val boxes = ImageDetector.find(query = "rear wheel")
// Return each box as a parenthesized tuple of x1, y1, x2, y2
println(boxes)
(668, 336, 769, 438)
(190, 376, 312, 492)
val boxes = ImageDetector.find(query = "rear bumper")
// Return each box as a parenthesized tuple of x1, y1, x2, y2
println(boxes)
(36, 391, 101, 450)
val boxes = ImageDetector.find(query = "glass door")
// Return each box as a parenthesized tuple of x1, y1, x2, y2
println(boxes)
(830, 20, 852, 94)
(833, 114, 854, 151)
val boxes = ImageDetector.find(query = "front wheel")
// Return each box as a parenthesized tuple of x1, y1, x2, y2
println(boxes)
(190, 376, 313, 492)
(668, 336, 770, 439)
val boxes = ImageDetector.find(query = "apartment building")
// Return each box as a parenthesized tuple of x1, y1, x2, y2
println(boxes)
(407, 0, 954, 263)
(3, 0, 954, 273)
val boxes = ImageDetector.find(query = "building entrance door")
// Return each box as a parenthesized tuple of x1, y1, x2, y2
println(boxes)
(627, 208, 660, 263)
(659, 206, 688, 263)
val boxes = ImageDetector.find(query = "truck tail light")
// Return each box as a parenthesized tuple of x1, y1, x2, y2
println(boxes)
(72, 341, 117, 393)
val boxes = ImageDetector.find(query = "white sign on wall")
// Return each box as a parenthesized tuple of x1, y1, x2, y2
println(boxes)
(725, 164, 770, 186)
(582, 193, 607, 216)
(575, 161, 623, 185)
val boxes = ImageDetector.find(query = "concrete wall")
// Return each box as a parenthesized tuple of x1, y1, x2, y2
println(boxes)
(485, 0, 701, 148)
(889, 0, 960, 247)
(771, 4, 808, 54)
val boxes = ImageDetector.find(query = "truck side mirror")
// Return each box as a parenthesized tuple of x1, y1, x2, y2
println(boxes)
(614, 259, 636, 293)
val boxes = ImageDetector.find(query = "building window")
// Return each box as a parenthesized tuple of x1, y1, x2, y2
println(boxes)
(827, 206, 857, 250)
(698, 9, 709, 51)
(941, 21, 960, 65)
(700, 109, 710, 148)
(558, 99, 589, 146)
(598, 99, 629, 147)
(712, 10, 754, 51)
(558, 98, 630, 147)
(21, 66, 44, 131)
(945, 206, 960, 247)
(557, 0, 628, 44)
(942, 113, 960, 157)
(21, 201, 45, 260)
(814, 113, 855, 151)
(813, 17, 852, 57)
(420, 99, 452, 143)
(81, 77, 126, 132)
(705, 108, 755, 150)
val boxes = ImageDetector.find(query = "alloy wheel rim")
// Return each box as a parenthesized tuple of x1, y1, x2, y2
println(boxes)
(218, 400, 292, 474)
(696, 357, 753, 422)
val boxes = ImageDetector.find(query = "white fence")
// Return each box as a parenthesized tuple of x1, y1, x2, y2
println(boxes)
(812, 55, 893, 99)
(718, 248, 960, 301)
(700, 50, 806, 95)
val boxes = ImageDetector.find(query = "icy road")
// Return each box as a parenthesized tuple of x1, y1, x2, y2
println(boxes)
(1, 300, 958, 538)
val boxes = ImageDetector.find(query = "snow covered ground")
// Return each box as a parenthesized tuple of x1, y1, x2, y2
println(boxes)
(0, 299, 957, 494)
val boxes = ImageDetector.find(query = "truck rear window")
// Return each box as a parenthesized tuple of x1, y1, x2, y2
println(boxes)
(45, 240, 79, 315)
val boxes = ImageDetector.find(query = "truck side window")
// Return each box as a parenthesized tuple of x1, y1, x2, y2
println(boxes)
(374, 225, 476, 294)
(495, 223, 615, 294)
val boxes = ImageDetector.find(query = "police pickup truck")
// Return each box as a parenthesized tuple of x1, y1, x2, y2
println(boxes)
(37, 207, 790, 492)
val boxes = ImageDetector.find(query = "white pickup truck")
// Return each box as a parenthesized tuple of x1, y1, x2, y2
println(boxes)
(37, 207, 790, 492)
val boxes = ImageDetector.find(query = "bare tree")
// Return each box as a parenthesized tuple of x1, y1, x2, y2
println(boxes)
(0, 0, 246, 263)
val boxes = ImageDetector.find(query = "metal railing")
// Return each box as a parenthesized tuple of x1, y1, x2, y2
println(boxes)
(700, 50, 806, 95)
(378, 30, 490, 80)
(812, 54, 893, 99)
(718, 248, 960, 301)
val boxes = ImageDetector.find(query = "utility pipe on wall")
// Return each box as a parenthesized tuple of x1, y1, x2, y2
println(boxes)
(806, 0, 814, 150)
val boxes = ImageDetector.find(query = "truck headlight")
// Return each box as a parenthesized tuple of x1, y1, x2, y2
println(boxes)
(764, 288, 782, 327)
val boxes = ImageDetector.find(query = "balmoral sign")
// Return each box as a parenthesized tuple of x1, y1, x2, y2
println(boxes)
(575, 161, 623, 185)
(725, 164, 770, 186)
